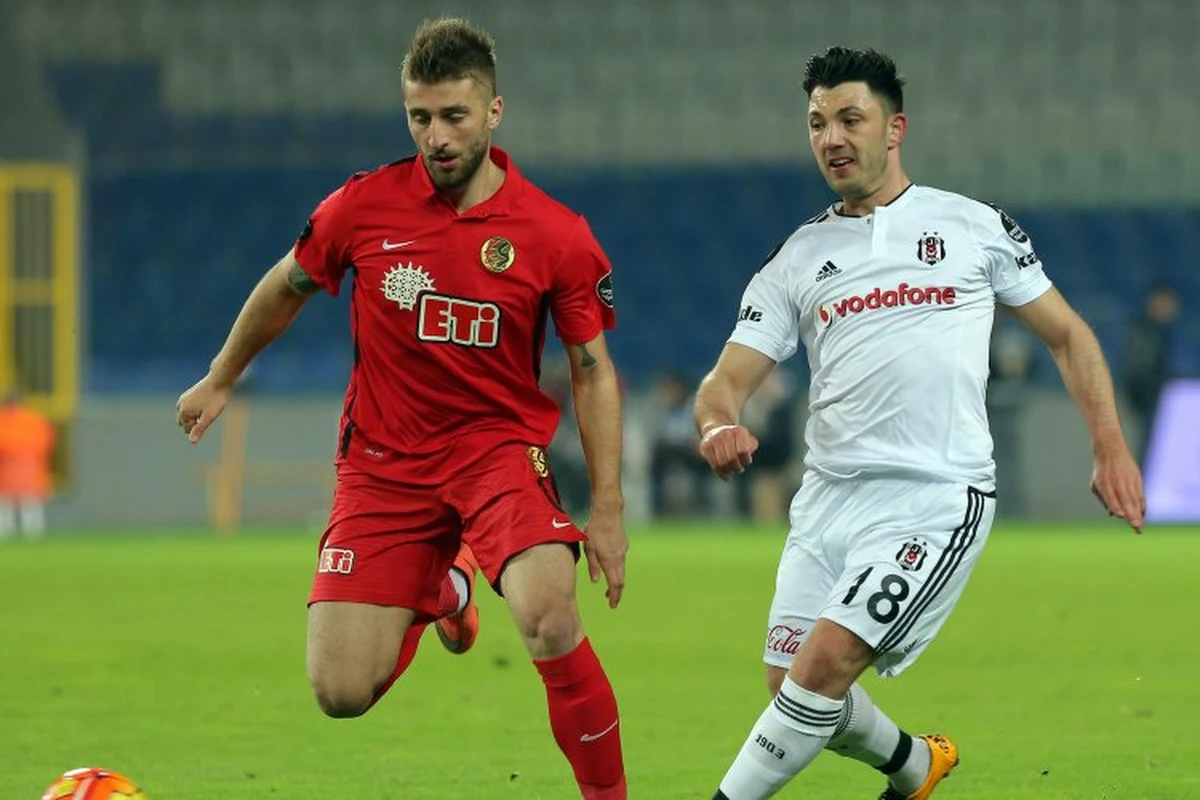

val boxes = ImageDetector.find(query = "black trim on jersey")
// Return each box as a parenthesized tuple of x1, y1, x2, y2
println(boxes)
(532, 292, 550, 381)
(832, 182, 915, 218)
(802, 209, 832, 227)
(759, 238, 787, 267)
(339, 266, 361, 459)
(874, 486, 991, 655)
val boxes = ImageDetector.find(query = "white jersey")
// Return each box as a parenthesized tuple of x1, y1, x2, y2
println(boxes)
(728, 184, 1052, 486)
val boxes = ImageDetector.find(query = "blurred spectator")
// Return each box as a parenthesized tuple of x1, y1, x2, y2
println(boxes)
(0, 391, 57, 539)
(649, 372, 710, 517)
(1121, 285, 1180, 464)
(987, 315, 1037, 518)
(739, 369, 798, 524)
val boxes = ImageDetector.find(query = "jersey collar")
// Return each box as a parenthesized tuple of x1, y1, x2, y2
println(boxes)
(831, 182, 917, 219)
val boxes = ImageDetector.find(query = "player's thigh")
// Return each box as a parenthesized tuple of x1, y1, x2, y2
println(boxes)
(451, 444, 585, 591)
(763, 531, 841, 671)
(499, 542, 583, 655)
(306, 602, 416, 690)
(821, 483, 996, 677)
(308, 468, 460, 682)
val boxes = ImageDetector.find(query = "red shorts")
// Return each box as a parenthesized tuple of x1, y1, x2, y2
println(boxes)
(308, 442, 584, 621)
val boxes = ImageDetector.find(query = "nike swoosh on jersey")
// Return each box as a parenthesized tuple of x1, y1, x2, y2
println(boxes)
(551, 518, 573, 529)
(382, 239, 417, 250)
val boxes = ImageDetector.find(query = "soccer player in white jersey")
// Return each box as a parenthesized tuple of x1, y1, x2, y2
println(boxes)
(695, 47, 1146, 800)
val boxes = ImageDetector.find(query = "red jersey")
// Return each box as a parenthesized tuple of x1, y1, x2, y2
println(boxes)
(293, 147, 615, 483)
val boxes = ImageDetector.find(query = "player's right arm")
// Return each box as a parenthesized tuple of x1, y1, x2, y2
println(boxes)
(175, 249, 319, 443)
(694, 240, 799, 480)
(176, 179, 355, 444)
(693, 344, 777, 480)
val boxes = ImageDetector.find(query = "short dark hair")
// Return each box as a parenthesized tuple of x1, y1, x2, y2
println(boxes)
(802, 46, 905, 113)
(401, 18, 497, 96)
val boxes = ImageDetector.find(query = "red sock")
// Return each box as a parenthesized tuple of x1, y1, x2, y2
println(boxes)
(534, 638, 626, 800)
(366, 621, 426, 711)
(435, 572, 458, 618)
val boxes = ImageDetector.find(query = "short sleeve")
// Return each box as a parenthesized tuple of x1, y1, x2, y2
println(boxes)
(726, 244, 800, 363)
(980, 204, 1052, 307)
(293, 177, 358, 296)
(551, 216, 616, 346)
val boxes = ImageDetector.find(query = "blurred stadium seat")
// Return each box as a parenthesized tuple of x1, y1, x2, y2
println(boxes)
(11, 0, 1200, 391)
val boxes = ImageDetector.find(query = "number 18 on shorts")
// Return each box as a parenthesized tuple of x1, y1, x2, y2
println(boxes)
(764, 475, 996, 677)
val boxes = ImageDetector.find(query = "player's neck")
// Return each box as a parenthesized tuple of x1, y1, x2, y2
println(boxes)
(838, 170, 912, 216)
(445, 156, 506, 214)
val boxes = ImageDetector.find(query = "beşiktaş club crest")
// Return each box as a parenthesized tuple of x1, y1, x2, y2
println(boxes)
(381, 263, 435, 310)
(917, 231, 946, 265)
(896, 538, 928, 572)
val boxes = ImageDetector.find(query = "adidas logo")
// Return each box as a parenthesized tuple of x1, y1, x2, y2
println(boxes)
(815, 260, 842, 282)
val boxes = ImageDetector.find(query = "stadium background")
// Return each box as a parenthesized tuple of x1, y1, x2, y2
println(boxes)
(2, 0, 1198, 528)
(4, 3, 1200, 799)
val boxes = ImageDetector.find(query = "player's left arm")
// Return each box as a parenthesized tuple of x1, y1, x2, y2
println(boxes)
(1008, 287, 1145, 532)
(566, 331, 627, 608)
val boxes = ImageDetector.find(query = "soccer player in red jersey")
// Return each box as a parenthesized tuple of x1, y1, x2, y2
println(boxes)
(174, 18, 628, 799)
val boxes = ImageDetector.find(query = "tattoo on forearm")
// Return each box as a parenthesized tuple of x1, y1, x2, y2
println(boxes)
(577, 343, 597, 368)
(286, 262, 320, 295)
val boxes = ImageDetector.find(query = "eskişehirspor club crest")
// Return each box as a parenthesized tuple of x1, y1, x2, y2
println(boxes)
(896, 538, 928, 572)
(480, 236, 516, 273)
(917, 232, 946, 265)
(381, 263, 435, 310)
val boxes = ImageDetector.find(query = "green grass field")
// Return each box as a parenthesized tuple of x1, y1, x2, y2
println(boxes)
(3, 523, 1198, 799)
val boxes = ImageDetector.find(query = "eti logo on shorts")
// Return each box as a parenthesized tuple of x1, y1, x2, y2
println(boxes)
(318, 547, 355, 575)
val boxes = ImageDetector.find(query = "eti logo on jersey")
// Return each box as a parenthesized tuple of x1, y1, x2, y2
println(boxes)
(418, 294, 502, 348)
(815, 282, 957, 332)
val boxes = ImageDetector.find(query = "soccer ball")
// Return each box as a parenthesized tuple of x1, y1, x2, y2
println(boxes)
(41, 767, 147, 799)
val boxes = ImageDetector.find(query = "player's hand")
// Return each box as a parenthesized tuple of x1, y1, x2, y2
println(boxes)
(698, 423, 759, 480)
(175, 373, 231, 444)
(583, 506, 627, 609)
(1090, 446, 1145, 534)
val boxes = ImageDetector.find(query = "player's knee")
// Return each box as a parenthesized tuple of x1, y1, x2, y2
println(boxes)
(515, 600, 581, 658)
(765, 666, 786, 696)
(789, 622, 873, 696)
(309, 673, 375, 718)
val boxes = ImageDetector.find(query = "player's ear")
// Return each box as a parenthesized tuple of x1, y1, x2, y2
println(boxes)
(888, 112, 907, 149)
(487, 95, 503, 131)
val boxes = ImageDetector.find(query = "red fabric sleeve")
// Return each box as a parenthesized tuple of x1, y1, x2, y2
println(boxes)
(551, 216, 616, 346)
(293, 177, 359, 296)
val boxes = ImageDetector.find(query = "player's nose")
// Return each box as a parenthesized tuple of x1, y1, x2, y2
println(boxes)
(822, 123, 847, 149)
(426, 119, 450, 150)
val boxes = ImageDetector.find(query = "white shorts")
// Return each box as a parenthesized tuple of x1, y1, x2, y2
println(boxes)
(764, 472, 996, 677)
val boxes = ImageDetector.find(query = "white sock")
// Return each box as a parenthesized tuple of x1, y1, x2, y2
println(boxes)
(0, 500, 14, 539)
(826, 683, 931, 794)
(449, 567, 470, 614)
(18, 502, 45, 539)
(716, 677, 843, 799)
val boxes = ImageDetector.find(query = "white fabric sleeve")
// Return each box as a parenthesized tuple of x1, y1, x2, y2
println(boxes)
(726, 253, 800, 363)
(981, 204, 1052, 307)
